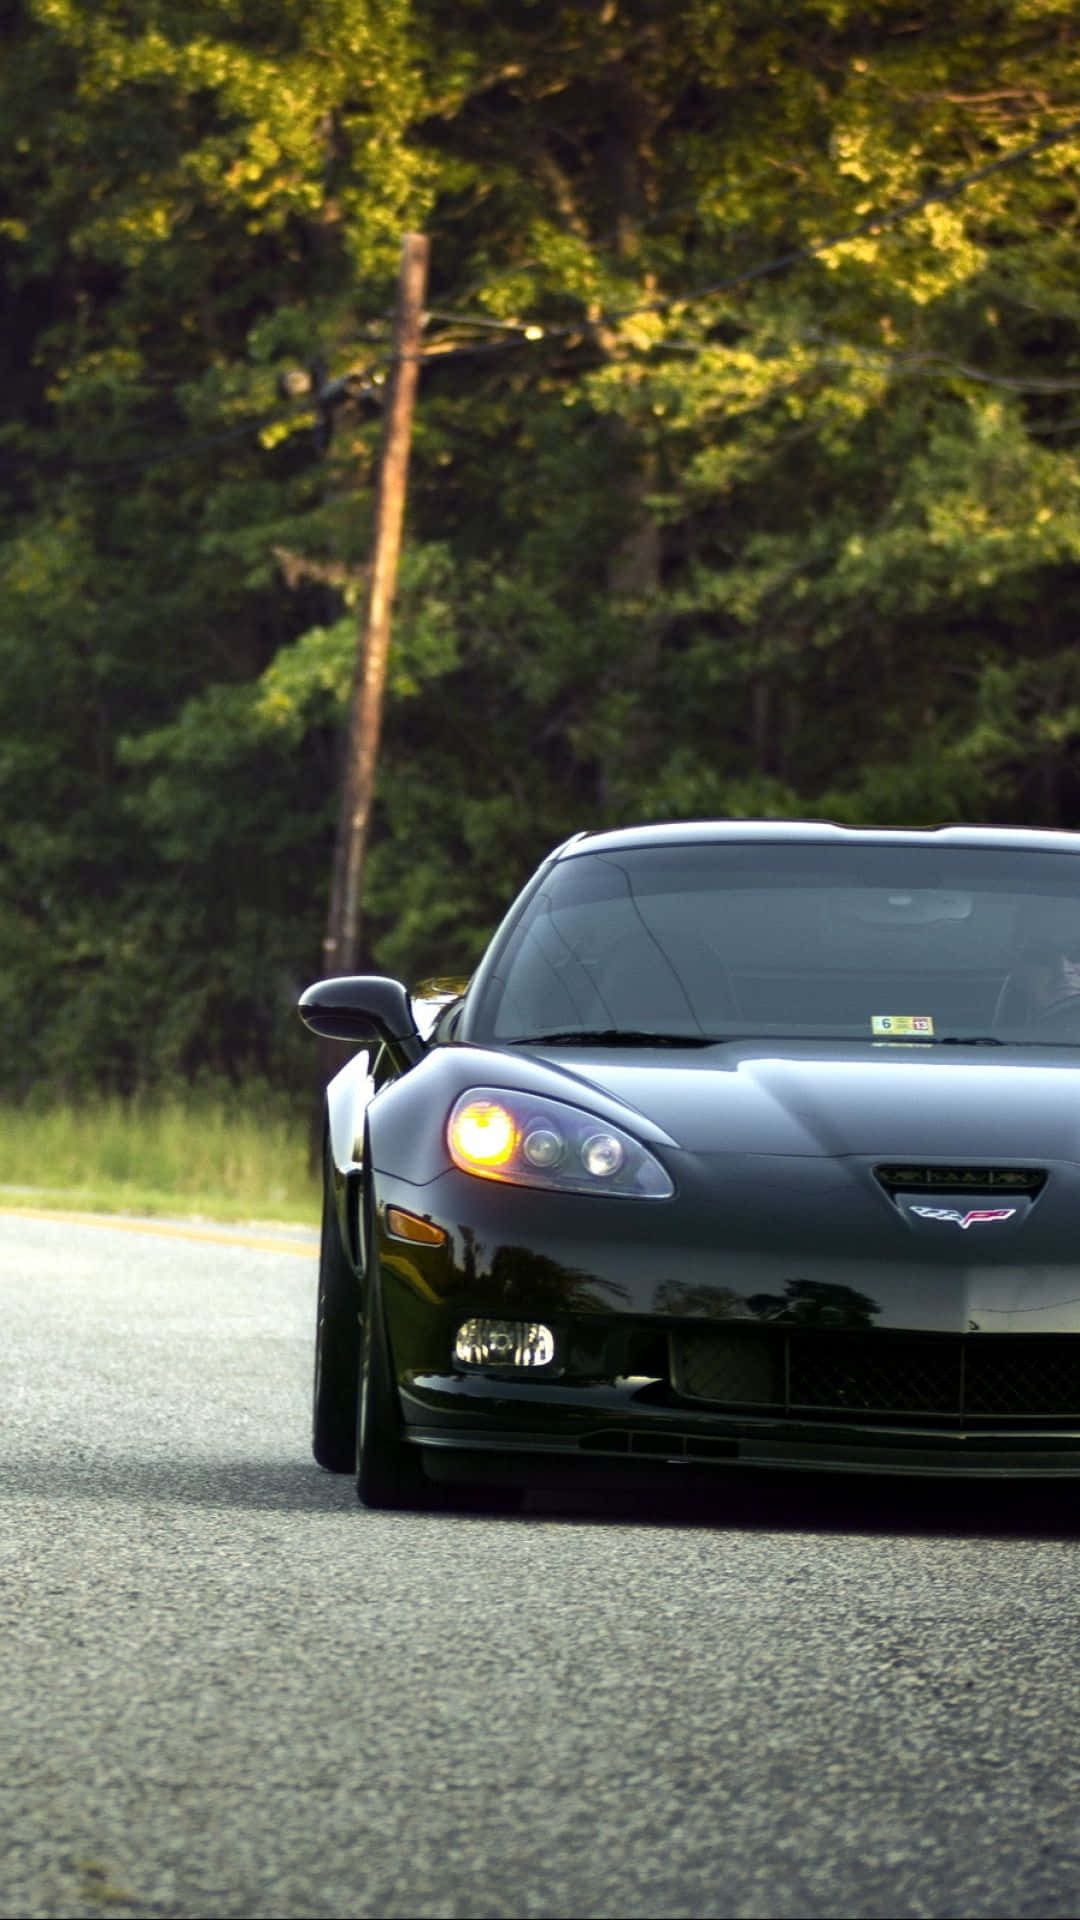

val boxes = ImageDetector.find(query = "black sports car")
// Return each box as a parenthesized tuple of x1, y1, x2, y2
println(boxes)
(300, 820, 1080, 1506)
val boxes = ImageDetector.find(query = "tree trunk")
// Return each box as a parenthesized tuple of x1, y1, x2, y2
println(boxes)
(322, 232, 430, 981)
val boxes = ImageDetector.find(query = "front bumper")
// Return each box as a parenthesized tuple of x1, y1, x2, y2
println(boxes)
(398, 1371, 1080, 1481)
(372, 1165, 1080, 1482)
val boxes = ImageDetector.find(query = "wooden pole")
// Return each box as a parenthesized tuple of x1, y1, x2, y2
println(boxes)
(323, 232, 430, 980)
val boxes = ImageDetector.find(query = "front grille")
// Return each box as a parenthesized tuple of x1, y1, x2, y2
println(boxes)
(670, 1329, 1080, 1422)
(791, 1338, 958, 1415)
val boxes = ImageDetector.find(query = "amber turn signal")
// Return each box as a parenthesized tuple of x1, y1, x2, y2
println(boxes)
(385, 1207, 448, 1247)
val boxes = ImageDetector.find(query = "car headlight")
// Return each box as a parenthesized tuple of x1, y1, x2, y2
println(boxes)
(447, 1088, 674, 1198)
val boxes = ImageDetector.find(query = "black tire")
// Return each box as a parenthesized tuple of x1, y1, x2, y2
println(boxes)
(312, 1157, 361, 1473)
(355, 1269, 432, 1510)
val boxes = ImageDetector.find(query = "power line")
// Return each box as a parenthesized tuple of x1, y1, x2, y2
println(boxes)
(31, 409, 301, 476)
(27, 115, 1080, 478)
(618, 113, 1080, 320)
(38, 334, 1080, 479)
(425, 113, 1080, 339)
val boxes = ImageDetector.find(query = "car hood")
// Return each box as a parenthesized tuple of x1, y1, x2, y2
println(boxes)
(523, 1039, 1080, 1161)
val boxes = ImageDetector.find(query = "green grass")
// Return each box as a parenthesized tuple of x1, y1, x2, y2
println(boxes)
(0, 1096, 320, 1224)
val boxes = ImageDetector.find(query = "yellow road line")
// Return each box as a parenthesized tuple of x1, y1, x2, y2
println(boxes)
(0, 1207, 315, 1257)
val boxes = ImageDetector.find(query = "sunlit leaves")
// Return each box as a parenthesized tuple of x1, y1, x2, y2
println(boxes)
(4, 0, 1080, 1093)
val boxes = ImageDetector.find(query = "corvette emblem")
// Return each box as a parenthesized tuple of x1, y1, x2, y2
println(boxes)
(909, 1206, 1017, 1230)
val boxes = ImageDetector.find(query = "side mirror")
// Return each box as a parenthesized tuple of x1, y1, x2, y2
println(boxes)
(298, 976, 425, 1065)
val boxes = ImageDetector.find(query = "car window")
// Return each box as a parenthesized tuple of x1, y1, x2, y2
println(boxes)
(470, 844, 1080, 1044)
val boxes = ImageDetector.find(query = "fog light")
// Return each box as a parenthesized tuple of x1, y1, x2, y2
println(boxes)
(454, 1318, 555, 1369)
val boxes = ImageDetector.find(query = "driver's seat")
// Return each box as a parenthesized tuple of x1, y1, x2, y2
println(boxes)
(993, 939, 1058, 1033)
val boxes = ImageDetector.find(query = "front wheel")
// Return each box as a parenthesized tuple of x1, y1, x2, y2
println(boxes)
(356, 1275, 432, 1510)
(312, 1160, 360, 1472)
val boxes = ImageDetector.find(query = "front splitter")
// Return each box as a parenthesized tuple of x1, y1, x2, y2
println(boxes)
(407, 1423, 1080, 1480)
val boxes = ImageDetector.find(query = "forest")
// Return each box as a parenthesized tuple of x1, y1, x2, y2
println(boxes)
(2, 0, 1079, 1101)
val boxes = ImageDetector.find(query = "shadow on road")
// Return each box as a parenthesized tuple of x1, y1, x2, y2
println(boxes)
(522, 1468, 1080, 1541)
(0, 1454, 354, 1516)
(8, 1449, 1079, 1540)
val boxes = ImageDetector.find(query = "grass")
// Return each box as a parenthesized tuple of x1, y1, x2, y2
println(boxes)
(0, 1095, 321, 1224)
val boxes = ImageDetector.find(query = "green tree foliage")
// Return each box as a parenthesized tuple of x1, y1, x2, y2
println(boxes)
(1, 0, 1079, 1093)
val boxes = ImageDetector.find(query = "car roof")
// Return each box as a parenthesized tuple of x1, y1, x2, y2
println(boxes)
(557, 820, 1080, 859)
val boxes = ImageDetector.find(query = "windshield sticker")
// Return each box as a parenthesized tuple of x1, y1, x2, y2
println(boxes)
(871, 1014, 934, 1037)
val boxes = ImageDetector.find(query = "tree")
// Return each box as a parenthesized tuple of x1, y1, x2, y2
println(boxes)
(1, 0, 1079, 1096)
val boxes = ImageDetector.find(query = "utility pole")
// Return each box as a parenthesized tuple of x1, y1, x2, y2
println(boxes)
(322, 231, 430, 980)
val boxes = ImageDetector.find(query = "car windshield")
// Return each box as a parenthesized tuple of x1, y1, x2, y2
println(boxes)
(471, 842, 1080, 1046)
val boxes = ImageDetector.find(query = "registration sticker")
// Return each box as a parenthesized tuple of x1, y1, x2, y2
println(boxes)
(872, 1014, 934, 1037)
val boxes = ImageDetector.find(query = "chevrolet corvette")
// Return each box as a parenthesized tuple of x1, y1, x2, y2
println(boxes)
(299, 821, 1080, 1506)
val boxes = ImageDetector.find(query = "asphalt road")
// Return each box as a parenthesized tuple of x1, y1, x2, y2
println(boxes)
(2, 1211, 1080, 1920)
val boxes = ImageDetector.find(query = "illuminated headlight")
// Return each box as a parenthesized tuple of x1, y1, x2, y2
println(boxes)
(455, 1318, 556, 1369)
(447, 1088, 674, 1197)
